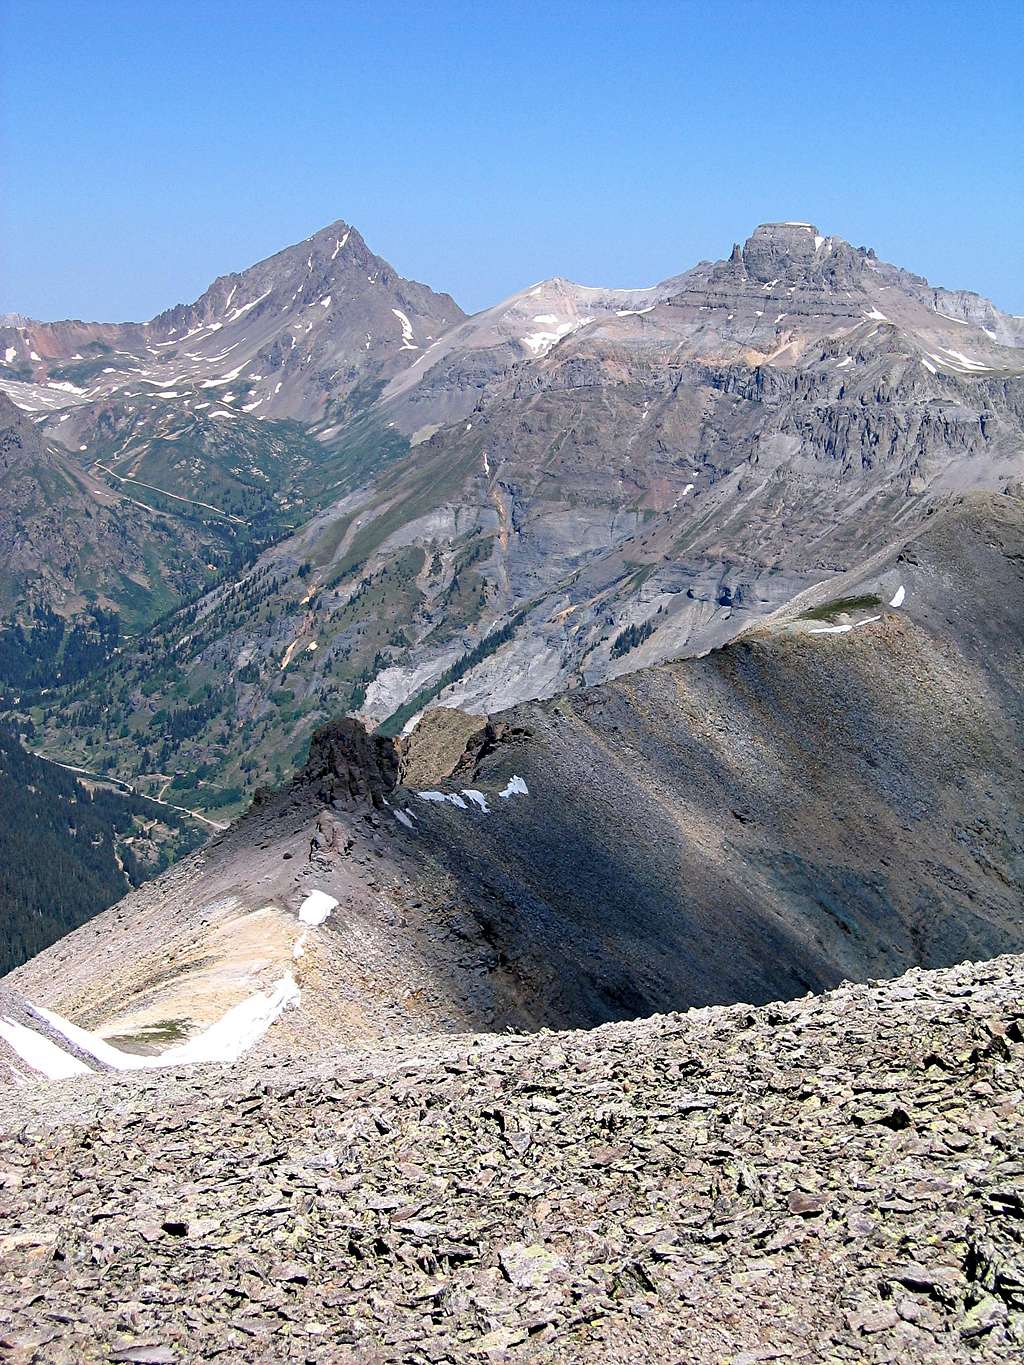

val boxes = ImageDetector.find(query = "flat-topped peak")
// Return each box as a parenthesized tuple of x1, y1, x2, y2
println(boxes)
(740, 220, 868, 283)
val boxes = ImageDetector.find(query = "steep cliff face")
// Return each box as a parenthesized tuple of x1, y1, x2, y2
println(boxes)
(7, 494, 1021, 1054)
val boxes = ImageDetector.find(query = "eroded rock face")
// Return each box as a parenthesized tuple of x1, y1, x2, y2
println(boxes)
(299, 716, 399, 809)
(397, 705, 489, 786)
(0, 952, 1021, 1361)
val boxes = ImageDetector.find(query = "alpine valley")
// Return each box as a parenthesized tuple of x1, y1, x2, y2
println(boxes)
(3, 219, 1022, 823)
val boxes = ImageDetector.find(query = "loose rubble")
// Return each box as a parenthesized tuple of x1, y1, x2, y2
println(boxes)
(0, 954, 1021, 1362)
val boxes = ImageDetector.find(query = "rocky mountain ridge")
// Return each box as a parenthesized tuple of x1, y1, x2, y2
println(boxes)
(5, 219, 1024, 820)
(5, 493, 1020, 1065)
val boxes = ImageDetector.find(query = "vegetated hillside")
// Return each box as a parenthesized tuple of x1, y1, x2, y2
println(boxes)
(7, 493, 1020, 1052)
(0, 952, 1021, 1361)
(21, 224, 1024, 821)
(0, 729, 205, 973)
(0, 394, 269, 654)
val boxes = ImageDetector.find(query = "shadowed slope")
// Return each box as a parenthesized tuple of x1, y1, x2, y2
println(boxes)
(4, 492, 1021, 1056)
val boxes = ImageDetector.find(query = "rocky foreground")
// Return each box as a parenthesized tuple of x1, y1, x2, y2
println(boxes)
(0, 954, 1022, 1362)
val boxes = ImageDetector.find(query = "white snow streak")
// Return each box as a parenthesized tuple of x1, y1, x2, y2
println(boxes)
(225, 288, 271, 322)
(889, 584, 906, 608)
(160, 976, 300, 1065)
(461, 789, 490, 813)
(392, 309, 418, 349)
(499, 775, 529, 799)
(417, 790, 468, 808)
(28, 975, 300, 1072)
(522, 318, 591, 355)
(809, 614, 882, 636)
(940, 348, 991, 372)
(0, 1017, 92, 1080)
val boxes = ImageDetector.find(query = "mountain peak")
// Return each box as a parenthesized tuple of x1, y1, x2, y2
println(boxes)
(739, 220, 877, 285)
(742, 221, 828, 280)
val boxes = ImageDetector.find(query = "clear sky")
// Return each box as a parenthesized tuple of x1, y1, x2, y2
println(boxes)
(3, 0, 1022, 321)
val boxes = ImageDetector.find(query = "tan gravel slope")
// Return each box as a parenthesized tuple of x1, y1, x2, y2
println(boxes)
(0, 952, 1022, 1362)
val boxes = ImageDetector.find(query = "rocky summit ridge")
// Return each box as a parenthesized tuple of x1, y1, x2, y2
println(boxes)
(0, 952, 1021, 1361)
(3, 491, 1021, 1068)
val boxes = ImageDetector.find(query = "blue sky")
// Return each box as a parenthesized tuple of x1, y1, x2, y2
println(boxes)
(3, 0, 1022, 320)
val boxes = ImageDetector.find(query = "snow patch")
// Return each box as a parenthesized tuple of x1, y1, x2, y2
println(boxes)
(499, 775, 529, 799)
(461, 789, 490, 813)
(160, 975, 300, 1065)
(225, 288, 271, 322)
(30, 973, 300, 1070)
(889, 584, 905, 608)
(417, 790, 467, 808)
(394, 810, 415, 830)
(0, 1017, 92, 1080)
(939, 347, 991, 372)
(298, 890, 338, 926)
(392, 309, 418, 350)
(522, 317, 591, 355)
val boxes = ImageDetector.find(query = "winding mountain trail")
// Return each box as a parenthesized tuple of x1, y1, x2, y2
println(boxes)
(30, 752, 228, 830)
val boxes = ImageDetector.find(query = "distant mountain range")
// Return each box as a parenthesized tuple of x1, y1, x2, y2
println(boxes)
(2, 218, 1023, 820)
